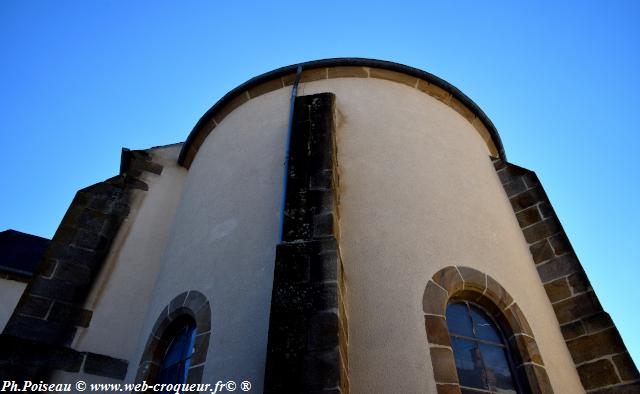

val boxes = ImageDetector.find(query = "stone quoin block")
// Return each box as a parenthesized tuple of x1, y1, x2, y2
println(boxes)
(83, 353, 128, 380)
(435, 383, 462, 394)
(613, 352, 640, 381)
(543, 278, 572, 303)
(516, 205, 543, 228)
(552, 291, 601, 324)
(424, 315, 451, 347)
(432, 266, 464, 295)
(529, 240, 555, 264)
(429, 347, 459, 384)
(457, 266, 487, 294)
(536, 253, 581, 283)
(422, 280, 448, 316)
(566, 327, 626, 364)
(577, 359, 620, 390)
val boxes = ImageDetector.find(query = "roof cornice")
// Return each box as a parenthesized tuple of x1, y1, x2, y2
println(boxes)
(179, 58, 505, 167)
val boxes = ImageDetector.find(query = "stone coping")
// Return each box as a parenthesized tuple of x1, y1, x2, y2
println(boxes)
(178, 58, 505, 168)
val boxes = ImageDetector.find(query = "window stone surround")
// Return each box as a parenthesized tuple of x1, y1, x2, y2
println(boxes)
(134, 290, 211, 385)
(423, 266, 553, 394)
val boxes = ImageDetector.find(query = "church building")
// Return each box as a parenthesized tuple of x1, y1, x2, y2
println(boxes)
(1, 58, 637, 393)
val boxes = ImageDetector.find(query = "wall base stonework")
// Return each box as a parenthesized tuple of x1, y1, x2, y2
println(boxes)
(492, 157, 639, 392)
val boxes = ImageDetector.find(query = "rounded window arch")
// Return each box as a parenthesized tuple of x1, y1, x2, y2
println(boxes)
(423, 266, 553, 394)
(136, 291, 211, 384)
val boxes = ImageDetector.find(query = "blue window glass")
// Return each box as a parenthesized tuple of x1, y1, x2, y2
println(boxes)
(451, 337, 486, 390)
(156, 320, 197, 385)
(479, 344, 517, 392)
(446, 302, 520, 394)
(446, 302, 474, 337)
(470, 307, 502, 343)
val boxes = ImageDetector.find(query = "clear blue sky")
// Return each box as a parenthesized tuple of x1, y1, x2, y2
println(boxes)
(1, 1, 638, 364)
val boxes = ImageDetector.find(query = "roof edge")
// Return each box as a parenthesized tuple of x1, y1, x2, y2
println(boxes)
(178, 58, 505, 167)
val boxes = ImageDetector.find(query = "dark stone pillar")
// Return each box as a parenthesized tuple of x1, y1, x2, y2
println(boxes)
(264, 93, 347, 393)
(492, 157, 639, 392)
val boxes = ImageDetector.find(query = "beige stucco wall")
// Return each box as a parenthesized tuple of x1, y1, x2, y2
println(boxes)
(70, 144, 187, 367)
(134, 88, 291, 391)
(300, 78, 584, 393)
(0, 278, 26, 332)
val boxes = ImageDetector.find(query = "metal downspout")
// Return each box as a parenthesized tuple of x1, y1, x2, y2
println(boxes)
(278, 65, 303, 242)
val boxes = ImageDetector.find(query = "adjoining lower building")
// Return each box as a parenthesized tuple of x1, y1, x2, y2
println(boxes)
(1, 58, 637, 393)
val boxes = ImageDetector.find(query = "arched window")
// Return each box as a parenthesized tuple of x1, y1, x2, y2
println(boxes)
(136, 291, 211, 385)
(155, 316, 197, 384)
(424, 267, 552, 393)
(446, 301, 520, 394)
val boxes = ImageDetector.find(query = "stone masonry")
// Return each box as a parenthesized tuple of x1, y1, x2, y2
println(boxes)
(493, 157, 639, 393)
(0, 149, 163, 381)
(264, 93, 347, 393)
